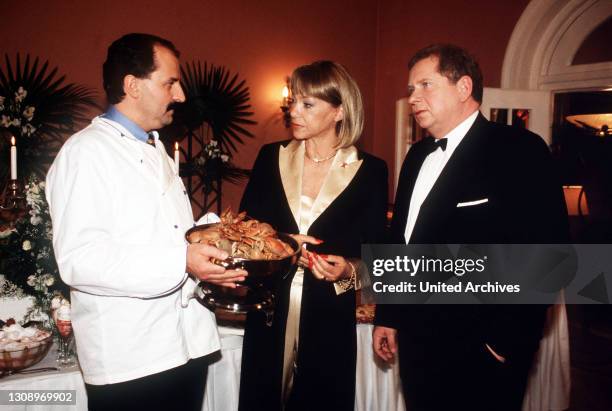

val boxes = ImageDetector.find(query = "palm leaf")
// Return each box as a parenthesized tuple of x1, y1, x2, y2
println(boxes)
(169, 60, 256, 156)
(0, 53, 100, 184)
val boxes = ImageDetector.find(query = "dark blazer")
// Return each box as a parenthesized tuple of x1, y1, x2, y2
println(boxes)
(376, 113, 569, 360)
(238, 140, 388, 411)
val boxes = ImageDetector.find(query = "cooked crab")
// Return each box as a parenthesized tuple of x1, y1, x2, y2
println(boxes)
(188, 209, 294, 260)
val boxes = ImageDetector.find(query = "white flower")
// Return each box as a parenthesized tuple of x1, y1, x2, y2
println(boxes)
(15, 87, 27, 103)
(27, 275, 36, 286)
(22, 240, 32, 251)
(1, 115, 10, 127)
(210, 140, 218, 147)
(23, 106, 35, 120)
(30, 216, 42, 226)
(51, 296, 63, 310)
(22, 123, 36, 136)
(43, 274, 55, 287)
(221, 154, 229, 162)
(11, 118, 21, 127)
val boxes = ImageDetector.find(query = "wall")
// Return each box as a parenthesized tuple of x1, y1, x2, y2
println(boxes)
(1, 0, 378, 210)
(374, 0, 529, 196)
(2, 0, 531, 207)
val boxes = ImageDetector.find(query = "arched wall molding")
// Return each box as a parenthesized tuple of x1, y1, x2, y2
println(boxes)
(502, 0, 612, 91)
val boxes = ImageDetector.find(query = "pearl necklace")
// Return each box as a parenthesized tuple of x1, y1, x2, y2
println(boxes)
(305, 150, 337, 164)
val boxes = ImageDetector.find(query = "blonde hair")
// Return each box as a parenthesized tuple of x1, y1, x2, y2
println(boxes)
(290, 61, 364, 148)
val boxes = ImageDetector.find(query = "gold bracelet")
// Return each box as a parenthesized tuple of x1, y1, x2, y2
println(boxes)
(335, 261, 356, 292)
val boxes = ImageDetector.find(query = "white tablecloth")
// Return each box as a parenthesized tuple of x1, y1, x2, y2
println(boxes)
(203, 326, 244, 411)
(0, 344, 87, 411)
(355, 324, 406, 411)
(201, 324, 405, 411)
(523, 297, 571, 411)
(0, 306, 569, 411)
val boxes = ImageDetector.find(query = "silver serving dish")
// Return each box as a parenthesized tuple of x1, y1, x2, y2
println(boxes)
(185, 224, 300, 316)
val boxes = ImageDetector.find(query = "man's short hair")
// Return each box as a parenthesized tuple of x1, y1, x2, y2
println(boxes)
(103, 33, 180, 104)
(408, 44, 483, 103)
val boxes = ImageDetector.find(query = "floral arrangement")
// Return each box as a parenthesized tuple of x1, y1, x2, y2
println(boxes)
(0, 177, 68, 328)
(193, 139, 230, 166)
(0, 86, 37, 137)
(0, 53, 97, 182)
(190, 139, 249, 194)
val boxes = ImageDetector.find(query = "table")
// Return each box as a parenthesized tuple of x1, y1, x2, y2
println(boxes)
(0, 325, 403, 411)
(202, 324, 406, 411)
(0, 344, 87, 411)
(0, 306, 569, 411)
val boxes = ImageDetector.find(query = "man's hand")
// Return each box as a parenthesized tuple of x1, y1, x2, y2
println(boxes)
(373, 325, 398, 363)
(186, 243, 247, 288)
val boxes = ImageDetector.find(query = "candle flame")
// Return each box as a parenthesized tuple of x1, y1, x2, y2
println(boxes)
(175, 142, 179, 150)
(11, 136, 15, 146)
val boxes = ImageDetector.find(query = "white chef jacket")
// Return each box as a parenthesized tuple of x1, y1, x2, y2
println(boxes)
(46, 117, 220, 385)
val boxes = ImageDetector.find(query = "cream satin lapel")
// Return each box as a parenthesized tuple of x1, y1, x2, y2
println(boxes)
(279, 140, 304, 227)
(310, 146, 362, 223)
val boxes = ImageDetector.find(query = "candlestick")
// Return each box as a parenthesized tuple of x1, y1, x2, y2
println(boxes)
(174, 142, 180, 173)
(10, 136, 17, 180)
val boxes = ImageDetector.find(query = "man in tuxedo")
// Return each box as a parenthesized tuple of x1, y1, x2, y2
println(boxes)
(373, 44, 568, 410)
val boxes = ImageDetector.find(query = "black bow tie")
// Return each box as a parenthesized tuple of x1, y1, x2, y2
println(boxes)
(434, 138, 447, 151)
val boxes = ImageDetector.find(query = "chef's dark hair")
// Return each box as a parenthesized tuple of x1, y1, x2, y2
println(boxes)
(103, 33, 180, 104)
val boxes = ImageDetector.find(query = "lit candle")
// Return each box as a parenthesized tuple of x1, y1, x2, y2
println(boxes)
(174, 142, 180, 173)
(10, 136, 17, 180)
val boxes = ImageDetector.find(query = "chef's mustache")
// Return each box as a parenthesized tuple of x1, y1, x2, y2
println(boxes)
(166, 102, 182, 112)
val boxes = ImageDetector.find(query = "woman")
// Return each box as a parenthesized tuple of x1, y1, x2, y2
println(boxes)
(238, 60, 388, 411)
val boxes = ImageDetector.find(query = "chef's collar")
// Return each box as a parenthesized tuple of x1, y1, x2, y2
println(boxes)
(101, 105, 150, 143)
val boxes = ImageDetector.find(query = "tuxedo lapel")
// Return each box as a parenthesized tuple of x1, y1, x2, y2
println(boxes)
(390, 140, 435, 242)
(279, 140, 363, 231)
(279, 140, 304, 228)
(310, 146, 362, 225)
(410, 114, 489, 242)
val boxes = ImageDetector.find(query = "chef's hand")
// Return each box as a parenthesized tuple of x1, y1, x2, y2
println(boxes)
(186, 243, 247, 288)
(373, 325, 397, 363)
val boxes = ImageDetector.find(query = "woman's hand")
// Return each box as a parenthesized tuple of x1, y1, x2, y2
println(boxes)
(290, 234, 322, 271)
(309, 253, 351, 282)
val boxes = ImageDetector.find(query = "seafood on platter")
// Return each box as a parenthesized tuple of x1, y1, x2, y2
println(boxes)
(187, 209, 295, 260)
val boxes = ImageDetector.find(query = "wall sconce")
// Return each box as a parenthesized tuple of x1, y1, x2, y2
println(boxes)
(280, 77, 292, 128)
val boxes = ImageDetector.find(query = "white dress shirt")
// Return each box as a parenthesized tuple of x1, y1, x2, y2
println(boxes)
(46, 117, 220, 384)
(404, 110, 479, 243)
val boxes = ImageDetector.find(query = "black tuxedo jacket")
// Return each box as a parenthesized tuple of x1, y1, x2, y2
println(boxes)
(376, 113, 569, 359)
